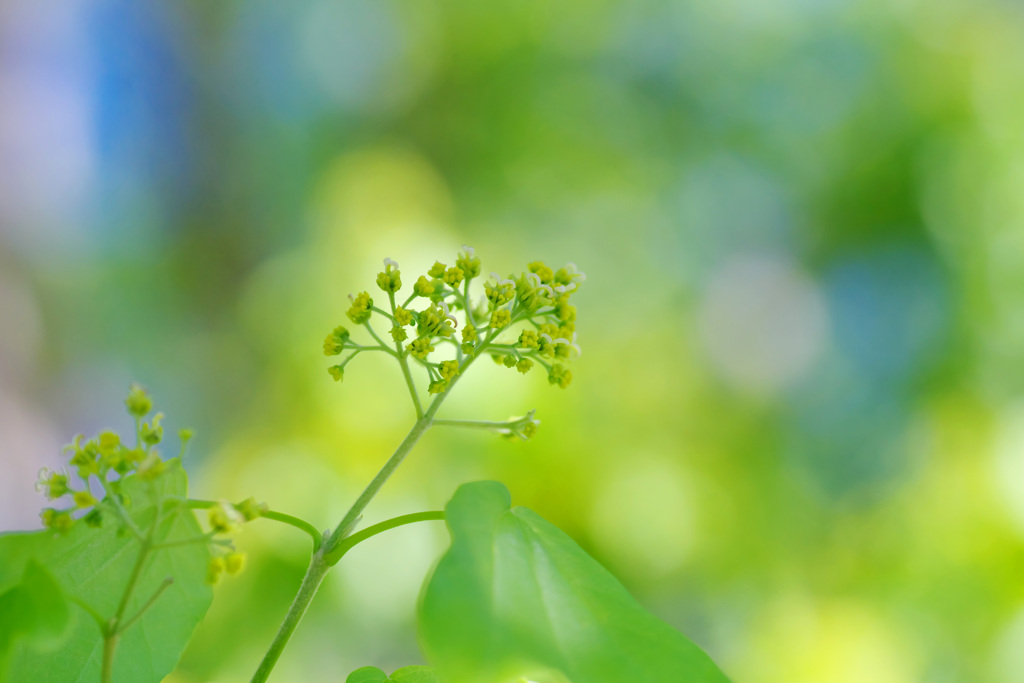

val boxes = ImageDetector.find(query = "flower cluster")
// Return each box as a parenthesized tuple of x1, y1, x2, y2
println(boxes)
(36, 385, 193, 534)
(322, 247, 583, 397)
(200, 496, 267, 583)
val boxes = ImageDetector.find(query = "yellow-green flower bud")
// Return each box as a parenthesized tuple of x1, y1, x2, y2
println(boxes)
(41, 508, 73, 534)
(137, 453, 167, 480)
(461, 342, 476, 356)
(141, 413, 164, 446)
(553, 263, 586, 286)
(390, 325, 408, 343)
(548, 365, 572, 388)
(207, 556, 225, 585)
(515, 272, 553, 311)
(521, 421, 538, 439)
(428, 379, 448, 394)
(346, 291, 374, 324)
(556, 302, 576, 323)
(427, 261, 447, 278)
(394, 306, 413, 326)
(439, 360, 460, 380)
(209, 501, 243, 534)
(456, 246, 481, 279)
(69, 443, 100, 478)
(235, 497, 268, 522)
(528, 261, 554, 284)
(443, 266, 464, 287)
(124, 384, 153, 417)
(73, 490, 97, 508)
(225, 552, 247, 575)
(490, 309, 511, 329)
(98, 431, 120, 454)
(35, 468, 70, 500)
(485, 276, 515, 306)
(537, 335, 556, 358)
(461, 324, 477, 344)
(375, 258, 402, 293)
(413, 276, 435, 297)
(518, 330, 539, 348)
(328, 365, 345, 382)
(323, 326, 350, 356)
(503, 355, 517, 368)
(410, 338, 434, 360)
(516, 359, 534, 374)
(418, 303, 456, 338)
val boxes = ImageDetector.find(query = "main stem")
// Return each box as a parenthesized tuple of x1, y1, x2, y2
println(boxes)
(250, 392, 449, 683)
(249, 552, 330, 683)
(250, 318, 494, 682)
(102, 634, 119, 682)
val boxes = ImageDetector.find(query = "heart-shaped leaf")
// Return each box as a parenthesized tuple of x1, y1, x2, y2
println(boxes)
(347, 666, 390, 683)
(346, 665, 437, 683)
(419, 481, 730, 683)
(390, 665, 439, 683)
(0, 459, 212, 683)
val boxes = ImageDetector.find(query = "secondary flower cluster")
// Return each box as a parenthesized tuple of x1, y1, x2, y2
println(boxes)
(322, 247, 583, 397)
(35, 385, 256, 583)
(35, 385, 190, 534)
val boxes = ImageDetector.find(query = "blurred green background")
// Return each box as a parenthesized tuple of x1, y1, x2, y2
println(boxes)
(2, 0, 1024, 681)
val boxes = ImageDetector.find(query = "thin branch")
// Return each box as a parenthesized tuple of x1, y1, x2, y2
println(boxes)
(324, 511, 445, 565)
(186, 499, 323, 551)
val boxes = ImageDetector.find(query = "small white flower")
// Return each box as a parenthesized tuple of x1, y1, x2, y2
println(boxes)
(566, 332, 582, 357)
(489, 272, 515, 288)
(439, 300, 459, 328)
(35, 467, 52, 493)
(563, 262, 586, 282)
(383, 257, 399, 270)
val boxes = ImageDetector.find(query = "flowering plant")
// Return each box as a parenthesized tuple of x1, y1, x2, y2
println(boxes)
(0, 249, 727, 683)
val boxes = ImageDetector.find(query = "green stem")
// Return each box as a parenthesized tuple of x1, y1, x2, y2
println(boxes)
(101, 479, 167, 682)
(263, 511, 324, 551)
(251, 323, 495, 682)
(363, 322, 397, 357)
(101, 538, 149, 683)
(323, 402, 442, 554)
(102, 634, 119, 683)
(432, 418, 520, 430)
(390, 291, 423, 419)
(98, 474, 145, 542)
(250, 552, 330, 683)
(324, 511, 444, 565)
(250, 403, 442, 683)
(151, 534, 230, 551)
(186, 500, 324, 551)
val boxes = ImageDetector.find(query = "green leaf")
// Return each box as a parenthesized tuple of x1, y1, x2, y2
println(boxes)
(345, 665, 438, 683)
(419, 481, 731, 683)
(390, 665, 439, 683)
(0, 560, 73, 681)
(0, 460, 213, 683)
(346, 666, 390, 683)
